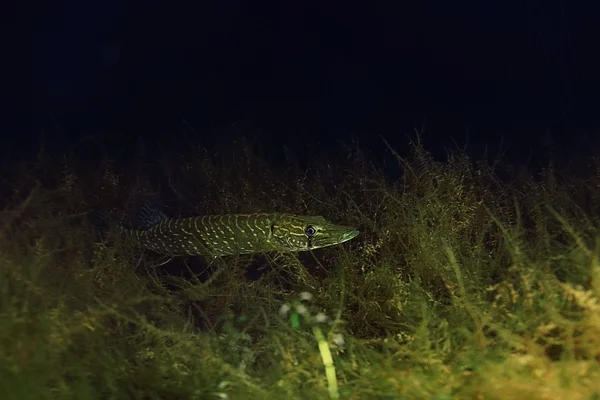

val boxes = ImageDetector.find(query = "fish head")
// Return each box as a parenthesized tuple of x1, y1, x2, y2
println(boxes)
(270, 214, 359, 252)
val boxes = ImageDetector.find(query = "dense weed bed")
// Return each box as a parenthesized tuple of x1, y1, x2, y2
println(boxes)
(1, 137, 600, 399)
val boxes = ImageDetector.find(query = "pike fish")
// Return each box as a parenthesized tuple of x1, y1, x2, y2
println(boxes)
(118, 205, 360, 257)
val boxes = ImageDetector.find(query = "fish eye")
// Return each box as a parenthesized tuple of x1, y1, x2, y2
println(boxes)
(304, 225, 316, 236)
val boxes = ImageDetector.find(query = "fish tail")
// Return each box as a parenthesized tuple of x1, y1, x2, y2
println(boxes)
(127, 195, 168, 229)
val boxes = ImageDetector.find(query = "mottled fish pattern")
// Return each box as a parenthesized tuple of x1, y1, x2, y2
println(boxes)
(120, 212, 359, 257)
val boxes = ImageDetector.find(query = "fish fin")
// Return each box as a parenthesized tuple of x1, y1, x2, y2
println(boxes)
(128, 196, 168, 229)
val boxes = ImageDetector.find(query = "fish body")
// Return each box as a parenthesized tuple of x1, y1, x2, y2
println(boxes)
(120, 210, 359, 257)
